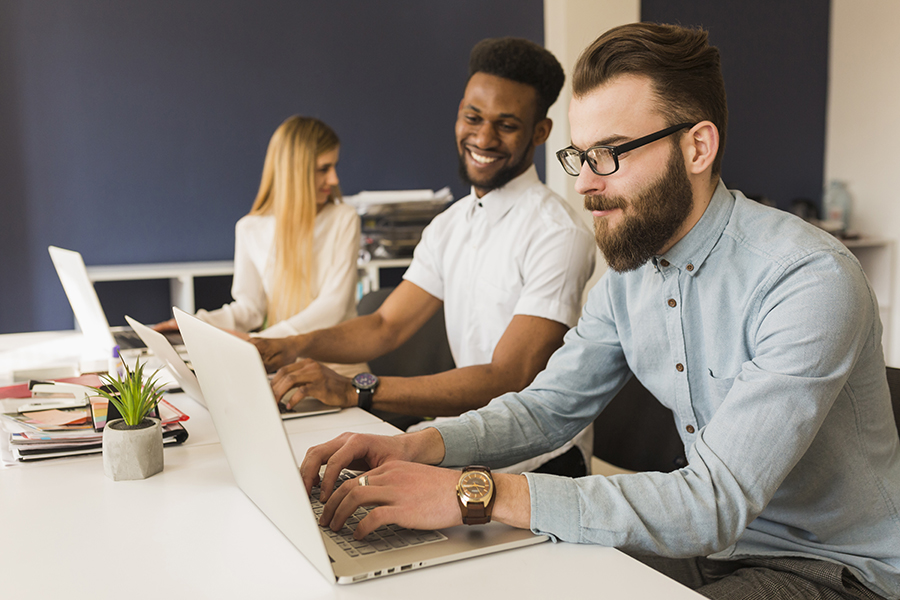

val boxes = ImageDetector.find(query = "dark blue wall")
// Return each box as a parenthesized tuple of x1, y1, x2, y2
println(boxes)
(641, 0, 830, 211)
(0, 1, 831, 334)
(0, 1, 544, 333)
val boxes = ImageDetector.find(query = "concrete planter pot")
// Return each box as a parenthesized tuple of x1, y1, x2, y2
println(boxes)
(102, 418, 164, 481)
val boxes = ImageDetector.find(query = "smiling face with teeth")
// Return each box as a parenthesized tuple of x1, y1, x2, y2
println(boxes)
(455, 72, 552, 197)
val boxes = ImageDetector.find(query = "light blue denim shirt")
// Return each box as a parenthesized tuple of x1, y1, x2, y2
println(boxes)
(433, 181, 900, 598)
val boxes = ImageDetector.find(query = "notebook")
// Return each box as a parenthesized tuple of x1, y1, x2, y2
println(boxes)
(48, 246, 183, 353)
(125, 315, 339, 420)
(173, 308, 548, 584)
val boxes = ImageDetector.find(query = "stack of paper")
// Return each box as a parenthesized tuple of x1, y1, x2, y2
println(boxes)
(0, 378, 189, 464)
(344, 187, 453, 208)
(344, 188, 454, 259)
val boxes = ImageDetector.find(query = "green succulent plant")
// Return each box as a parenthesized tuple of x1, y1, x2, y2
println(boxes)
(92, 359, 165, 428)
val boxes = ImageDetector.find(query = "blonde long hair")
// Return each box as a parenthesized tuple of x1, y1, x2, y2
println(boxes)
(248, 116, 341, 325)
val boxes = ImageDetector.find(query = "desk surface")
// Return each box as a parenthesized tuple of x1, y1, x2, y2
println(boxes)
(0, 333, 702, 599)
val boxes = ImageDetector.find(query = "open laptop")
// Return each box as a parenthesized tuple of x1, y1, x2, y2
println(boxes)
(173, 308, 547, 584)
(125, 315, 339, 420)
(48, 245, 183, 353)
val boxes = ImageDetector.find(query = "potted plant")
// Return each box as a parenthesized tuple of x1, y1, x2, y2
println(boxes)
(92, 359, 166, 481)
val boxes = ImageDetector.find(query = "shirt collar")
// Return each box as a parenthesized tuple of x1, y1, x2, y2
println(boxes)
(656, 179, 734, 276)
(467, 164, 539, 226)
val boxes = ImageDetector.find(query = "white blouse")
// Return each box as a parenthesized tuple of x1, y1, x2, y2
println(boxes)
(195, 202, 367, 377)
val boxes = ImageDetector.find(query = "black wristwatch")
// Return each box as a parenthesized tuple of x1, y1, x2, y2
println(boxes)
(352, 372, 379, 411)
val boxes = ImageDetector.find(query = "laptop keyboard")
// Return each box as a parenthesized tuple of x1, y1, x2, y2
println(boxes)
(311, 470, 447, 558)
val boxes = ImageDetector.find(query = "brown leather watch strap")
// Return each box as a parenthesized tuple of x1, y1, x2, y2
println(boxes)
(463, 501, 490, 525)
(458, 466, 495, 525)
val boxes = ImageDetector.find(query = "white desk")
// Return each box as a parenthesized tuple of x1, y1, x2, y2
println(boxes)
(0, 332, 702, 599)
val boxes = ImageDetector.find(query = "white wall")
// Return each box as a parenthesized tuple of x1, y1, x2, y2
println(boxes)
(544, 0, 640, 302)
(826, 0, 900, 365)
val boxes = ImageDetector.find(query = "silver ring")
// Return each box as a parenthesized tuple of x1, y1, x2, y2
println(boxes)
(358, 475, 369, 487)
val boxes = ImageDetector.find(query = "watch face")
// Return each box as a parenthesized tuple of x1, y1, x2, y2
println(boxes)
(353, 372, 378, 391)
(459, 471, 492, 502)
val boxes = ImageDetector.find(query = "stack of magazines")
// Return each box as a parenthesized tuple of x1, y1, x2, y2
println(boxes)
(0, 374, 189, 464)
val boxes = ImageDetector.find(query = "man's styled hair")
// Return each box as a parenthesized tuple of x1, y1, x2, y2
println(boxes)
(469, 37, 565, 121)
(573, 23, 728, 177)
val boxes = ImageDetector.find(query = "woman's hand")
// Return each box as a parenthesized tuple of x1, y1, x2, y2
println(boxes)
(251, 335, 305, 371)
(152, 318, 179, 333)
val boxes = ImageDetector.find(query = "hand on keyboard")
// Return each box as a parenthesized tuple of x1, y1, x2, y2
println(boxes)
(311, 470, 447, 557)
(299, 428, 446, 502)
(316, 461, 464, 540)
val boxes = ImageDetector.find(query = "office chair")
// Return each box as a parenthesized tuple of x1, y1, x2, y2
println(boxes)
(593, 374, 686, 473)
(884, 366, 900, 433)
(356, 287, 455, 429)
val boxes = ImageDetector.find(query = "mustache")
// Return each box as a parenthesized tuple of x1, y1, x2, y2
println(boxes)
(584, 195, 625, 212)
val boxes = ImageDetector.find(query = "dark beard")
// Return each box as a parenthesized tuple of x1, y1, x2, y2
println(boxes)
(586, 147, 694, 272)
(457, 141, 534, 193)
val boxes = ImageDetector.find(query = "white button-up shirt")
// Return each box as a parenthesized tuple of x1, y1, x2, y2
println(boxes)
(404, 165, 596, 472)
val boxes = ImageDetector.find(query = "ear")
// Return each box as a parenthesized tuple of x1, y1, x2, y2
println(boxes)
(532, 117, 553, 147)
(682, 121, 719, 177)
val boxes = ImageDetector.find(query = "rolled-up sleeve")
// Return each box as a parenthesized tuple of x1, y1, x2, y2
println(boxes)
(435, 249, 885, 558)
(513, 217, 596, 328)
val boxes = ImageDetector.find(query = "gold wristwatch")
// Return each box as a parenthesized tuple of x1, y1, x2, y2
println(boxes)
(456, 466, 495, 525)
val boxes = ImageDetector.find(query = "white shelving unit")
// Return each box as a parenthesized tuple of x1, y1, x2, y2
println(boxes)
(86, 261, 235, 314)
(84, 257, 414, 312)
(357, 257, 413, 297)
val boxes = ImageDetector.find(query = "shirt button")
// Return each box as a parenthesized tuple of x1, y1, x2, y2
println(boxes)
(667, 298, 677, 308)
(686, 425, 695, 434)
(659, 259, 670, 267)
(686, 263, 694, 272)
(675, 363, 684, 372)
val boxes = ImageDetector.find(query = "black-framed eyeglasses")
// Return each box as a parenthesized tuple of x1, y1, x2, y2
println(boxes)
(556, 122, 696, 177)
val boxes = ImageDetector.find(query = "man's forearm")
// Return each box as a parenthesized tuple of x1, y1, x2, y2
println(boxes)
(405, 429, 531, 528)
(292, 282, 442, 365)
(404, 427, 447, 465)
(297, 312, 403, 364)
(364, 314, 567, 416)
(493, 474, 531, 529)
(371, 363, 530, 417)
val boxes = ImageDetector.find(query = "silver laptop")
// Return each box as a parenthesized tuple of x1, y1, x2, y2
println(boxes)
(173, 308, 547, 584)
(126, 315, 339, 420)
(48, 246, 183, 353)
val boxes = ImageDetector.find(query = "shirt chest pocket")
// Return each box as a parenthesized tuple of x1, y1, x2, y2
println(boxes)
(703, 369, 737, 418)
(464, 277, 521, 358)
(474, 276, 520, 317)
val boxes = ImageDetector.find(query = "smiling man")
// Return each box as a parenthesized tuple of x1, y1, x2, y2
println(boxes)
(253, 37, 596, 477)
(300, 23, 900, 600)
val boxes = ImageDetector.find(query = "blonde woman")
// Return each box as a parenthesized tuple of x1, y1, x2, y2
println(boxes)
(157, 116, 365, 377)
